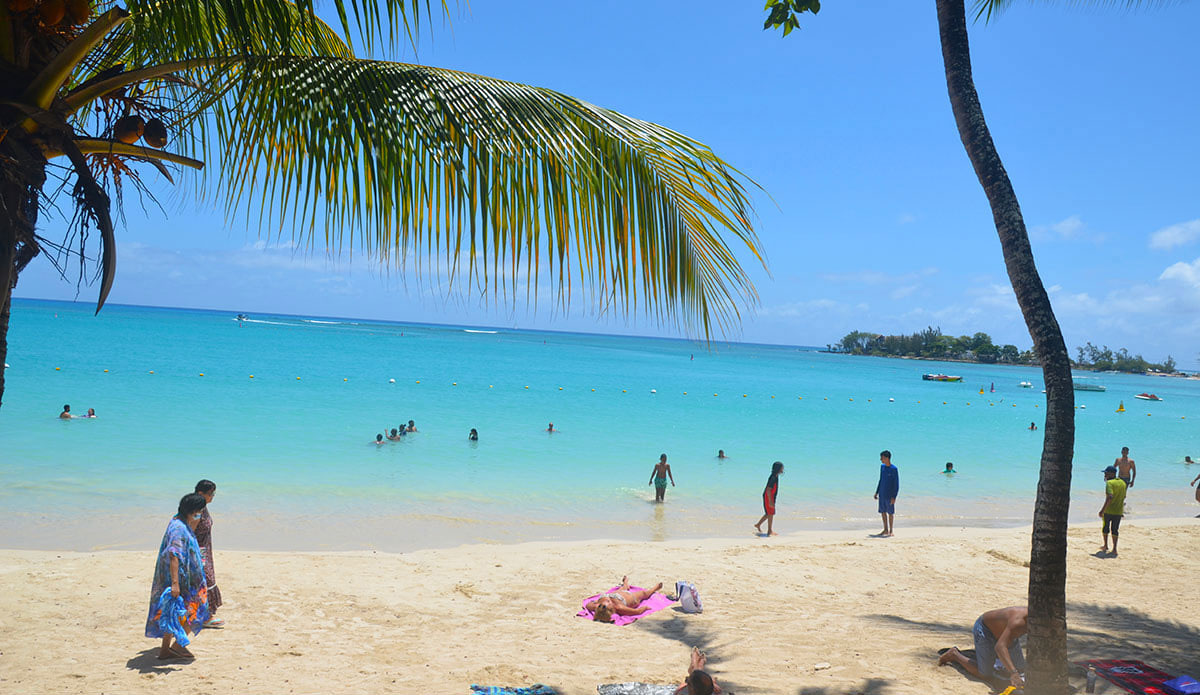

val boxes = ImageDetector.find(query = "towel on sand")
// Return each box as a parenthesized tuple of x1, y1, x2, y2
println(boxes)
(597, 683, 677, 695)
(470, 685, 556, 695)
(577, 586, 675, 626)
(1077, 660, 1175, 694)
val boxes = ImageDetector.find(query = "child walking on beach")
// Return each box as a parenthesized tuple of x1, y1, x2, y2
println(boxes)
(874, 450, 898, 537)
(649, 454, 675, 502)
(755, 461, 784, 536)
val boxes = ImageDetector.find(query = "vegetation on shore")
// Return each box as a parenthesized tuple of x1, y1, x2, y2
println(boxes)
(832, 327, 1178, 374)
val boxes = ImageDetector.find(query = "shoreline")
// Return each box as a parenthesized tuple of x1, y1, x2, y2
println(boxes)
(3, 487, 1196, 554)
(2, 519, 1196, 694)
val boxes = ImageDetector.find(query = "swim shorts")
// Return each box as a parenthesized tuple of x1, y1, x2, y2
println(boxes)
(655, 476, 668, 490)
(878, 498, 895, 514)
(763, 491, 775, 515)
(972, 616, 1026, 679)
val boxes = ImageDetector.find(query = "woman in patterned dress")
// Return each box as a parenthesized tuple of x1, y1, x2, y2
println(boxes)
(194, 479, 224, 628)
(146, 493, 210, 659)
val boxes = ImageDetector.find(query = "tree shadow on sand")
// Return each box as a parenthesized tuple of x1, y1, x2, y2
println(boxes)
(635, 615, 747, 693)
(795, 678, 893, 695)
(125, 648, 190, 674)
(869, 603, 1200, 689)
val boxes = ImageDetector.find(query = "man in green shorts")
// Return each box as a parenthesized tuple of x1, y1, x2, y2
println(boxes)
(1100, 465, 1127, 556)
(648, 454, 675, 503)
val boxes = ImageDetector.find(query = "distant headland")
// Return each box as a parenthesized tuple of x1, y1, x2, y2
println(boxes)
(828, 327, 1185, 376)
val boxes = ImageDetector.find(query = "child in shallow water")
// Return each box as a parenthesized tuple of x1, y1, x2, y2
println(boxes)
(648, 454, 675, 502)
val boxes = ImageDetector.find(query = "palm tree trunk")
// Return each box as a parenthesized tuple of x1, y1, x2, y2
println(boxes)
(934, 1, 1075, 693)
(0, 188, 16, 411)
(0, 147, 45, 410)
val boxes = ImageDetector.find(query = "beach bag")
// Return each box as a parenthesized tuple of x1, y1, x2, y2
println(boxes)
(1164, 675, 1200, 695)
(674, 581, 703, 613)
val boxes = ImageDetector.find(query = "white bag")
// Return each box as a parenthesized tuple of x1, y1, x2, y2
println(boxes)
(675, 580, 703, 613)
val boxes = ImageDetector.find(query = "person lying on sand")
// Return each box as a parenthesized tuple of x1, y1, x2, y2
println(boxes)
(584, 576, 662, 623)
(675, 646, 722, 695)
(938, 605, 1027, 689)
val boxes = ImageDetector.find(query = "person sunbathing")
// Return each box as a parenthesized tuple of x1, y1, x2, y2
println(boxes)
(675, 647, 722, 695)
(584, 576, 662, 623)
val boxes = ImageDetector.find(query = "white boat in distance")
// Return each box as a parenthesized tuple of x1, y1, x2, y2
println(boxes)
(1072, 378, 1107, 392)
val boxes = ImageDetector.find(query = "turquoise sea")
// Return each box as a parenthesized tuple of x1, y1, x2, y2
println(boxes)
(2, 298, 1197, 552)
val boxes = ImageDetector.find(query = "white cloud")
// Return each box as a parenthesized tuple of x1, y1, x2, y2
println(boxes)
(758, 298, 864, 319)
(1150, 219, 1200, 250)
(1031, 215, 1086, 241)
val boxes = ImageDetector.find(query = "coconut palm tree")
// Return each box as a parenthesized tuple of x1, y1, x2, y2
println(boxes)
(0, 0, 766, 407)
(765, 0, 1077, 691)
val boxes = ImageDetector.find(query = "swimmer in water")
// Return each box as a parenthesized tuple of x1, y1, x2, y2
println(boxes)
(1028, 422, 1037, 431)
(386, 428, 403, 441)
(717, 449, 727, 460)
(944, 462, 955, 475)
(373, 434, 385, 446)
(546, 422, 556, 433)
(406, 419, 418, 433)
(85, 408, 96, 418)
(469, 428, 478, 441)
(60, 404, 73, 419)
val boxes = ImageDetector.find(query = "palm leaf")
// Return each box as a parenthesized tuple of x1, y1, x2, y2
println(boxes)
(199, 57, 763, 337)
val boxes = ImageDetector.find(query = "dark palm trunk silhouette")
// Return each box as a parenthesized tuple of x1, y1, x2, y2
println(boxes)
(935, 1, 1075, 692)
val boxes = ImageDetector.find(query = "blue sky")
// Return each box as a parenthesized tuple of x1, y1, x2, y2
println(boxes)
(16, 1, 1200, 367)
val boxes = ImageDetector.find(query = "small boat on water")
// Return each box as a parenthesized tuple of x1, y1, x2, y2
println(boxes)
(1134, 393, 1163, 401)
(1018, 381, 1033, 388)
(1073, 378, 1106, 392)
(922, 374, 963, 382)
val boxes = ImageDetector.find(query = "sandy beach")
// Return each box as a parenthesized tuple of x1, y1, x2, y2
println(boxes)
(1, 518, 1197, 694)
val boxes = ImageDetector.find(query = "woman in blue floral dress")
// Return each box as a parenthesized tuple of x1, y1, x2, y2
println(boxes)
(145, 493, 210, 659)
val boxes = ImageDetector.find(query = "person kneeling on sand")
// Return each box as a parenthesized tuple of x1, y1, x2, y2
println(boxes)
(938, 606, 1027, 690)
(675, 647, 722, 694)
(584, 576, 662, 623)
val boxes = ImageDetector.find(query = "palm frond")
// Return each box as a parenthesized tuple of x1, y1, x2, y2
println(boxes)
(206, 57, 764, 337)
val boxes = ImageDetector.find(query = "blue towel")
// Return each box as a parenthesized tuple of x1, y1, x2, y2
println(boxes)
(469, 686, 556, 695)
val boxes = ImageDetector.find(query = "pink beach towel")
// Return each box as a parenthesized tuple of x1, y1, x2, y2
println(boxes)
(577, 586, 676, 626)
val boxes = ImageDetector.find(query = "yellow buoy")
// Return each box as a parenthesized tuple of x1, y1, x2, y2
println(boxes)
(771, 395, 775, 399)
(1116, 401, 1125, 413)
(416, 380, 421, 384)
(490, 385, 494, 388)
(453, 382, 458, 386)
(103, 369, 108, 372)
(979, 388, 984, 394)
(622, 389, 627, 393)
(590, 388, 594, 392)
(849, 398, 854, 401)
(149, 370, 154, 374)
(344, 378, 348, 382)
(683, 391, 688, 395)
(296, 377, 301, 380)
(714, 393, 719, 397)
(558, 387, 562, 390)
(199, 373, 204, 377)
(743, 394, 748, 398)
(55, 367, 61, 371)
(249, 375, 254, 379)
(524, 386, 529, 389)
(798, 396, 803, 400)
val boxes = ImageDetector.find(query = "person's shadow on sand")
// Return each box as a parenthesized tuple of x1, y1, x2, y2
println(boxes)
(126, 648, 189, 674)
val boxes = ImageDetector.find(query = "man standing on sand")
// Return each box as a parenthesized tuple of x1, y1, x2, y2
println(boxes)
(649, 454, 675, 503)
(938, 606, 1027, 690)
(1100, 465, 1127, 556)
(874, 450, 899, 537)
(1114, 446, 1136, 490)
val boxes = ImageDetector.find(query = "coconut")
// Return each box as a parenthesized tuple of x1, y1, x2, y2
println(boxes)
(40, 0, 66, 25)
(65, 0, 90, 24)
(142, 118, 168, 149)
(114, 115, 145, 144)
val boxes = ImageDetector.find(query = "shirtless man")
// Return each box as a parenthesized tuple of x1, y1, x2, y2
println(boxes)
(59, 404, 73, 419)
(1114, 446, 1136, 489)
(938, 606, 1027, 689)
(675, 646, 722, 695)
(648, 453, 675, 502)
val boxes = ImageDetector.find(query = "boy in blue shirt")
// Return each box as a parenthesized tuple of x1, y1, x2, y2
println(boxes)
(874, 450, 899, 537)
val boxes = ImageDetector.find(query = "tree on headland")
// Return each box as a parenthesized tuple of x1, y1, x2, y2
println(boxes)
(764, 1, 1093, 691)
(0, 1, 766, 408)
